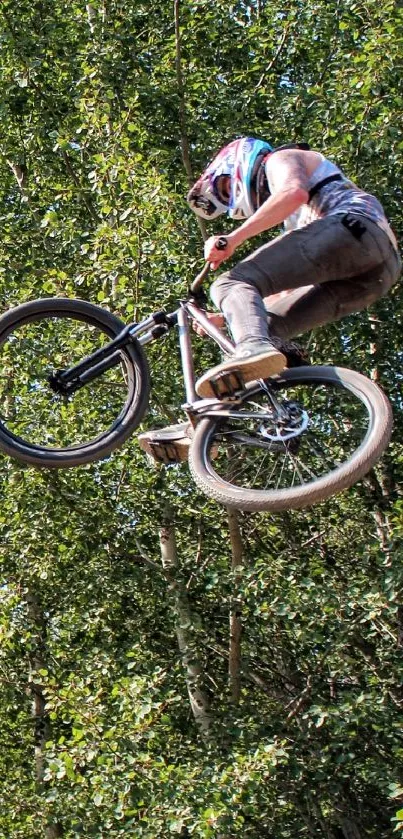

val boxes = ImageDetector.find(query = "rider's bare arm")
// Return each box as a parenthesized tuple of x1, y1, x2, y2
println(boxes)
(204, 150, 317, 268)
(235, 150, 310, 238)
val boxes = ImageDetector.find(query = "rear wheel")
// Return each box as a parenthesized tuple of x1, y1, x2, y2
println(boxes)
(189, 366, 392, 512)
(0, 297, 150, 467)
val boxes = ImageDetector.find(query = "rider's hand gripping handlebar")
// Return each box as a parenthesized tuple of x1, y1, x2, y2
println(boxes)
(190, 236, 228, 294)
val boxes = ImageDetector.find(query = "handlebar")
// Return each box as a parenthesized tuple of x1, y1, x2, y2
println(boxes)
(189, 236, 228, 294)
(190, 261, 211, 294)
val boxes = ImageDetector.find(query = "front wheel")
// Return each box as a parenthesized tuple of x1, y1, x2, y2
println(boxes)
(0, 297, 150, 468)
(189, 366, 393, 512)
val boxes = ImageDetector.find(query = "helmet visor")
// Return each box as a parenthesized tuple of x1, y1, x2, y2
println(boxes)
(187, 181, 227, 220)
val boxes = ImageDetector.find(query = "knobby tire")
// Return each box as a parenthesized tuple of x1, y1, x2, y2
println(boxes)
(188, 366, 392, 512)
(0, 297, 150, 468)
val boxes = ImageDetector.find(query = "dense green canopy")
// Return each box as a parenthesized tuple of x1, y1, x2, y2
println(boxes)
(0, 1, 402, 836)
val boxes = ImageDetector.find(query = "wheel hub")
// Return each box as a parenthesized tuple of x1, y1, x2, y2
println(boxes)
(258, 401, 309, 443)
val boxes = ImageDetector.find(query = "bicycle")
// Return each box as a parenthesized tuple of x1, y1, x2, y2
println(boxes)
(0, 264, 392, 512)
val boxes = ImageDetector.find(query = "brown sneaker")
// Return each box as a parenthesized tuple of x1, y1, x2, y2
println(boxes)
(138, 422, 192, 464)
(195, 344, 287, 399)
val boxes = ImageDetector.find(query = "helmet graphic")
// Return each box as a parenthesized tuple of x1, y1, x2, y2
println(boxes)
(187, 137, 273, 221)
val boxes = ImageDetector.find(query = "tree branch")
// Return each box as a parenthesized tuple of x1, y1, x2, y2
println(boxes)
(174, 0, 207, 243)
(6, 159, 28, 197)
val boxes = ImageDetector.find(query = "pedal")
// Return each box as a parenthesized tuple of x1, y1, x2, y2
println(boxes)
(209, 369, 245, 399)
(138, 423, 191, 465)
(147, 440, 188, 465)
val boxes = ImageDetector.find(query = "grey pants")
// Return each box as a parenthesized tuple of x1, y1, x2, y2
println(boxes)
(210, 213, 401, 344)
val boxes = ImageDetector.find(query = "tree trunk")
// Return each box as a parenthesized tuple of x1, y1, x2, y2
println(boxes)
(337, 817, 362, 839)
(365, 314, 395, 565)
(26, 592, 64, 837)
(227, 508, 243, 703)
(159, 504, 211, 733)
(86, 4, 96, 33)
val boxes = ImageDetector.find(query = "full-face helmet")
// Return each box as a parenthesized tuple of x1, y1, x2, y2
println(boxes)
(187, 137, 273, 221)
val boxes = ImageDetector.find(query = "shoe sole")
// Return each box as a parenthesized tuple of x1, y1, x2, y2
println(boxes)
(196, 351, 287, 398)
(138, 423, 192, 463)
(138, 436, 191, 463)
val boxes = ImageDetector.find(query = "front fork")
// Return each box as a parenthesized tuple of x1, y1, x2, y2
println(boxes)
(48, 311, 175, 397)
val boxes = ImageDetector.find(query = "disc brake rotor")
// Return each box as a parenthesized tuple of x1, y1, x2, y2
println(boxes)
(258, 402, 309, 443)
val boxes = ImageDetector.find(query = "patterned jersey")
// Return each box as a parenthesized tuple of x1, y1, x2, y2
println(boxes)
(267, 154, 397, 249)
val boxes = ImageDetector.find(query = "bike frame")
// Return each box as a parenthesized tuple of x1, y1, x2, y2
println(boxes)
(136, 300, 234, 402)
(50, 288, 286, 423)
(130, 300, 287, 423)
(50, 291, 233, 407)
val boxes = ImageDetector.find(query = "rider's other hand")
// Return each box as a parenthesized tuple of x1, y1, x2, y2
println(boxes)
(192, 311, 225, 337)
(204, 235, 235, 270)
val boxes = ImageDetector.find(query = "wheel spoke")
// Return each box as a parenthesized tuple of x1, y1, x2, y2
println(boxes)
(288, 453, 316, 482)
(197, 372, 382, 505)
(0, 312, 136, 452)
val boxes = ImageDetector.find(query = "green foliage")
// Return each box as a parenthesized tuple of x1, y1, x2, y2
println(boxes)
(0, 0, 402, 837)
